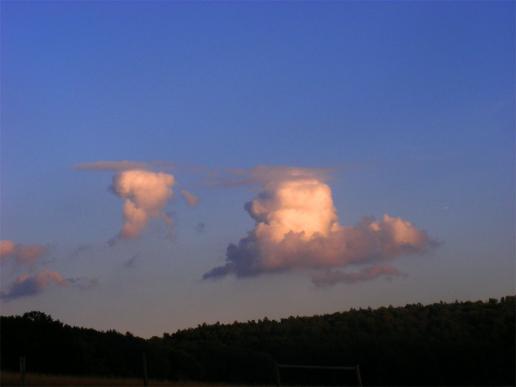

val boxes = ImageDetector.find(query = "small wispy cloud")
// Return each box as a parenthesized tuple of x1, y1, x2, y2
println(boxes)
(0, 240, 48, 266)
(0, 270, 98, 301)
(124, 254, 139, 268)
(207, 165, 333, 188)
(69, 245, 93, 259)
(67, 277, 99, 290)
(74, 160, 150, 171)
(312, 266, 406, 287)
(180, 190, 199, 207)
(74, 160, 177, 172)
(195, 222, 206, 233)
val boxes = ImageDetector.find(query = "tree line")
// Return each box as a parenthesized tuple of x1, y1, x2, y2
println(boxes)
(1, 296, 514, 385)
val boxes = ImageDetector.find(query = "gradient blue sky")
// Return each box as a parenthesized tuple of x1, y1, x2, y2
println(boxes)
(1, 1, 514, 337)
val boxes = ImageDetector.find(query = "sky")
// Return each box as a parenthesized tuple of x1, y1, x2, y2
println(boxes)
(0, 1, 514, 338)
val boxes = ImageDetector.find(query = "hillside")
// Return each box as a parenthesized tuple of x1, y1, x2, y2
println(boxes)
(1, 296, 514, 385)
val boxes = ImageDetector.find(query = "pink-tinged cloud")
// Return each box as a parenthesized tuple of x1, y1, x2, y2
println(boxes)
(181, 190, 199, 207)
(74, 160, 150, 171)
(0, 270, 98, 301)
(111, 170, 175, 239)
(0, 240, 48, 265)
(0, 240, 16, 259)
(0, 270, 67, 301)
(312, 265, 406, 287)
(204, 167, 435, 284)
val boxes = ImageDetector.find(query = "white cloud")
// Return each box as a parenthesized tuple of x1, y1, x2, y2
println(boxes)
(204, 167, 435, 285)
(111, 170, 175, 239)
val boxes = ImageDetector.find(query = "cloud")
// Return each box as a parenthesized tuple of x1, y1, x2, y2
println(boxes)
(209, 165, 332, 188)
(69, 244, 93, 259)
(111, 170, 175, 239)
(312, 266, 406, 287)
(74, 160, 150, 171)
(124, 254, 139, 268)
(0, 240, 15, 258)
(181, 190, 199, 207)
(0, 240, 48, 265)
(204, 167, 435, 284)
(1, 271, 67, 301)
(0, 271, 98, 301)
(75, 161, 201, 240)
(67, 277, 99, 290)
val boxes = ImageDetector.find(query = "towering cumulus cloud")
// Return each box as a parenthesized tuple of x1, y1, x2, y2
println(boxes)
(204, 167, 434, 285)
(75, 161, 189, 240)
(111, 170, 175, 239)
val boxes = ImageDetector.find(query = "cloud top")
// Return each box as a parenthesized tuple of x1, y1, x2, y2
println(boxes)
(247, 177, 338, 243)
(111, 170, 175, 239)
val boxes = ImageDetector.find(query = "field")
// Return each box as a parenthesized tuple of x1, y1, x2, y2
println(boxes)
(0, 372, 233, 387)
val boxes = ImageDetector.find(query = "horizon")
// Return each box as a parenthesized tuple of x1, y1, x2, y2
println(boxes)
(1, 1, 514, 338)
(4, 294, 513, 339)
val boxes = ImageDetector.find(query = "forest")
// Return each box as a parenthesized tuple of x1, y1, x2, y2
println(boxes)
(1, 296, 514, 385)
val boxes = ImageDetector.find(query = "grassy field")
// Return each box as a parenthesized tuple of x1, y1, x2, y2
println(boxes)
(0, 372, 232, 386)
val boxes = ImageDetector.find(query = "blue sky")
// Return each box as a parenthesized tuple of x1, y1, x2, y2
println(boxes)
(1, 1, 514, 337)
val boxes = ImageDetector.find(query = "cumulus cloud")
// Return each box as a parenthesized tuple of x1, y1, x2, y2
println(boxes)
(75, 161, 201, 240)
(181, 190, 199, 207)
(0, 240, 48, 265)
(204, 167, 435, 284)
(0, 271, 97, 301)
(111, 169, 175, 239)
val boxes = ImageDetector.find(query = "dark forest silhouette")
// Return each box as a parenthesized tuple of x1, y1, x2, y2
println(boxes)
(1, 296, 514, 385)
